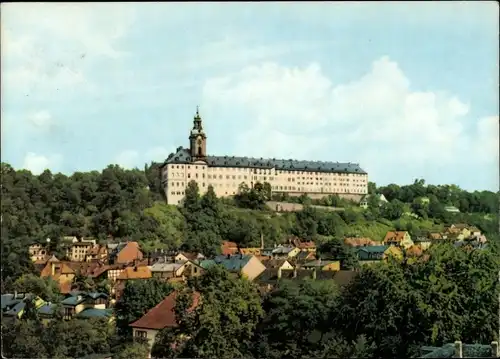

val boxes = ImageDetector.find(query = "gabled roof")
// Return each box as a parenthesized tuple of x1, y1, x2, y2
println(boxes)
(344, 237, 376, 247)
(383, 231, 409, 243)
(150, 262, 185, 273)
(262, 259, 292, 269)
(358, 245, 390, 254)
(272, 245, 295, 254)
(163, 146, 367, 174)
(130, 291, 200, 330)
(302, 260, 339, 268)
(77, 308, 113, 319)
(213, 255, 252, 271)
(117, 266, 151, 280)
(47, 255, 60, 263)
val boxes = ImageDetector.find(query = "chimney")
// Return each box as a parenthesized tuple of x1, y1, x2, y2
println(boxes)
(454, 341, 462, 358)
(293, 267, 297, 278)
(492, 342, 499, 358)
(260, 232, 265, 249)
(14, 290, 17, 298)
(226, 254, 230, 259)
(312, 268, 317, 280)
(277, 267, 282, 279)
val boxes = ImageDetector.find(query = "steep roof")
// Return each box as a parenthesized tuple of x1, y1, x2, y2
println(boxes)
(130, 291, 200, 330)
(150, 262, 184, 273)
(358, 245, 389, 254)
(344, 237, 376, 247)
(262, 259, 292, 269)
(117, 266, 151, 280)
(163, 146, 367, 174)
(302, 260, 339, 268)
(76, 308, 113, 319)
(213, 255, 253, 271)
(383, 231, 409, 243)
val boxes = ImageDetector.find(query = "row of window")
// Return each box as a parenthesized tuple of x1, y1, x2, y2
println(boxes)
(168, 164, 367, 177)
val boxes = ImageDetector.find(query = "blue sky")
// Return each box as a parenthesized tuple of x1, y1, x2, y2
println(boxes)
(1, 2, 498, 191)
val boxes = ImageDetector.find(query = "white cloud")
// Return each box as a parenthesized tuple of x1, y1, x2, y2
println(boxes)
(1, 3, 136, 96)
(23, 152, 62, 175)
(202, 56, 496, 184)
(115, 150, 140, 169)
(28, 110, 54, 129)
(475, 115, 499, 161)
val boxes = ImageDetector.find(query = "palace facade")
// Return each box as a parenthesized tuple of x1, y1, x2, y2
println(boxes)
(160, 109, 368, 205)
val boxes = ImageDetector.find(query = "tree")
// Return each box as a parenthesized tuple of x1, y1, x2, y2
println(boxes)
(184, 180, 201, 212)
(114, 341, 150, 359)
(318, 237, 359, 270)
(162, 266, 264, 359)
(254, 280, 340, 359)
(14, 274, 61, 302)
(115, 278, 173, 338)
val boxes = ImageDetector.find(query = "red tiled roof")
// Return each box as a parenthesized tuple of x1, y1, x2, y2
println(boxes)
(130, 291, 200, 330)
(344, 237, 376, 247)
(383, 231, 408, 243)
(117, 265, 151, 280)
(221, 241, 239, 256)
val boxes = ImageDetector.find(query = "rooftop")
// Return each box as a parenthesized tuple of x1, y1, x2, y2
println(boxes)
(130, 291, 200, 330)
(164, 146, 366, 174)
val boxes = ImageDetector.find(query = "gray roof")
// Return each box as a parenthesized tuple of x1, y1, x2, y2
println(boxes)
(162, 147, 366, 174)
(150, 262, 184, 272)
(272, 246, 295, 255)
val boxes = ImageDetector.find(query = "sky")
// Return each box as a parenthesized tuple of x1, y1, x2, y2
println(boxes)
(1, 2, 499, 191)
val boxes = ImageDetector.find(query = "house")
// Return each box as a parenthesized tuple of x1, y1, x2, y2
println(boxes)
(29, 242, 50, 262)
(468, 226, 482, 237)
(344, 237, 376, 247)
(38, 302, 59, 324)
(406, 245, 423, 257)
(69, 239, 97, 262)
(174, 252, 205, 263)
(206, 254, 266, 281)
(357, 245, 402, 265)
(427, 232, 444, 242)
(4, 295, 46, 319)
(1, 293, 28, 313)
(85, 245, 108, 262)
(382, 231, 414, 249)
(239, 247, 262, 256)
(114, 265, 152, 299)
(359, 193, 388, 209)
(413, 236, 432, 250)
(445, 224, 475, 240)
(60, 291, 109, 320)
(40, 255, 76, 294)
(301, 259, 340, 271)
(290, 237, 316, 252)
(271, 245, 301, 259)
(130, 291, 201, 358)
(294, 250, 316, 263)
(108, 241, 143, 265)
(89, 263, 126, 283)
(221, 241, 239, 256)
(150, 261, 204, 282)
(420, 340, 498, 358)
(261, 259, 294, 271)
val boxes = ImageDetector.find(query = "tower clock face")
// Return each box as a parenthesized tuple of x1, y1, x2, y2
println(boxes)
(197, 138, 202, 146)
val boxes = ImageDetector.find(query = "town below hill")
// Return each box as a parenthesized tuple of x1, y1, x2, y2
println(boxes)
(1, 162, 499, 359)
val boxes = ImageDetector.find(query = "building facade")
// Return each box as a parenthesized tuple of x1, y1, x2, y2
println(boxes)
(161, 109, 368, 205)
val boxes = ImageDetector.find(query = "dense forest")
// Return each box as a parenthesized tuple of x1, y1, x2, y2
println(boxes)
(1, 162, 499, 285)
(1, 161, 499, 358)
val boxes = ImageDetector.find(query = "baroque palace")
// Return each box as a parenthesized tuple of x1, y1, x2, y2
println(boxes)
(160, 109, 368, 205)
